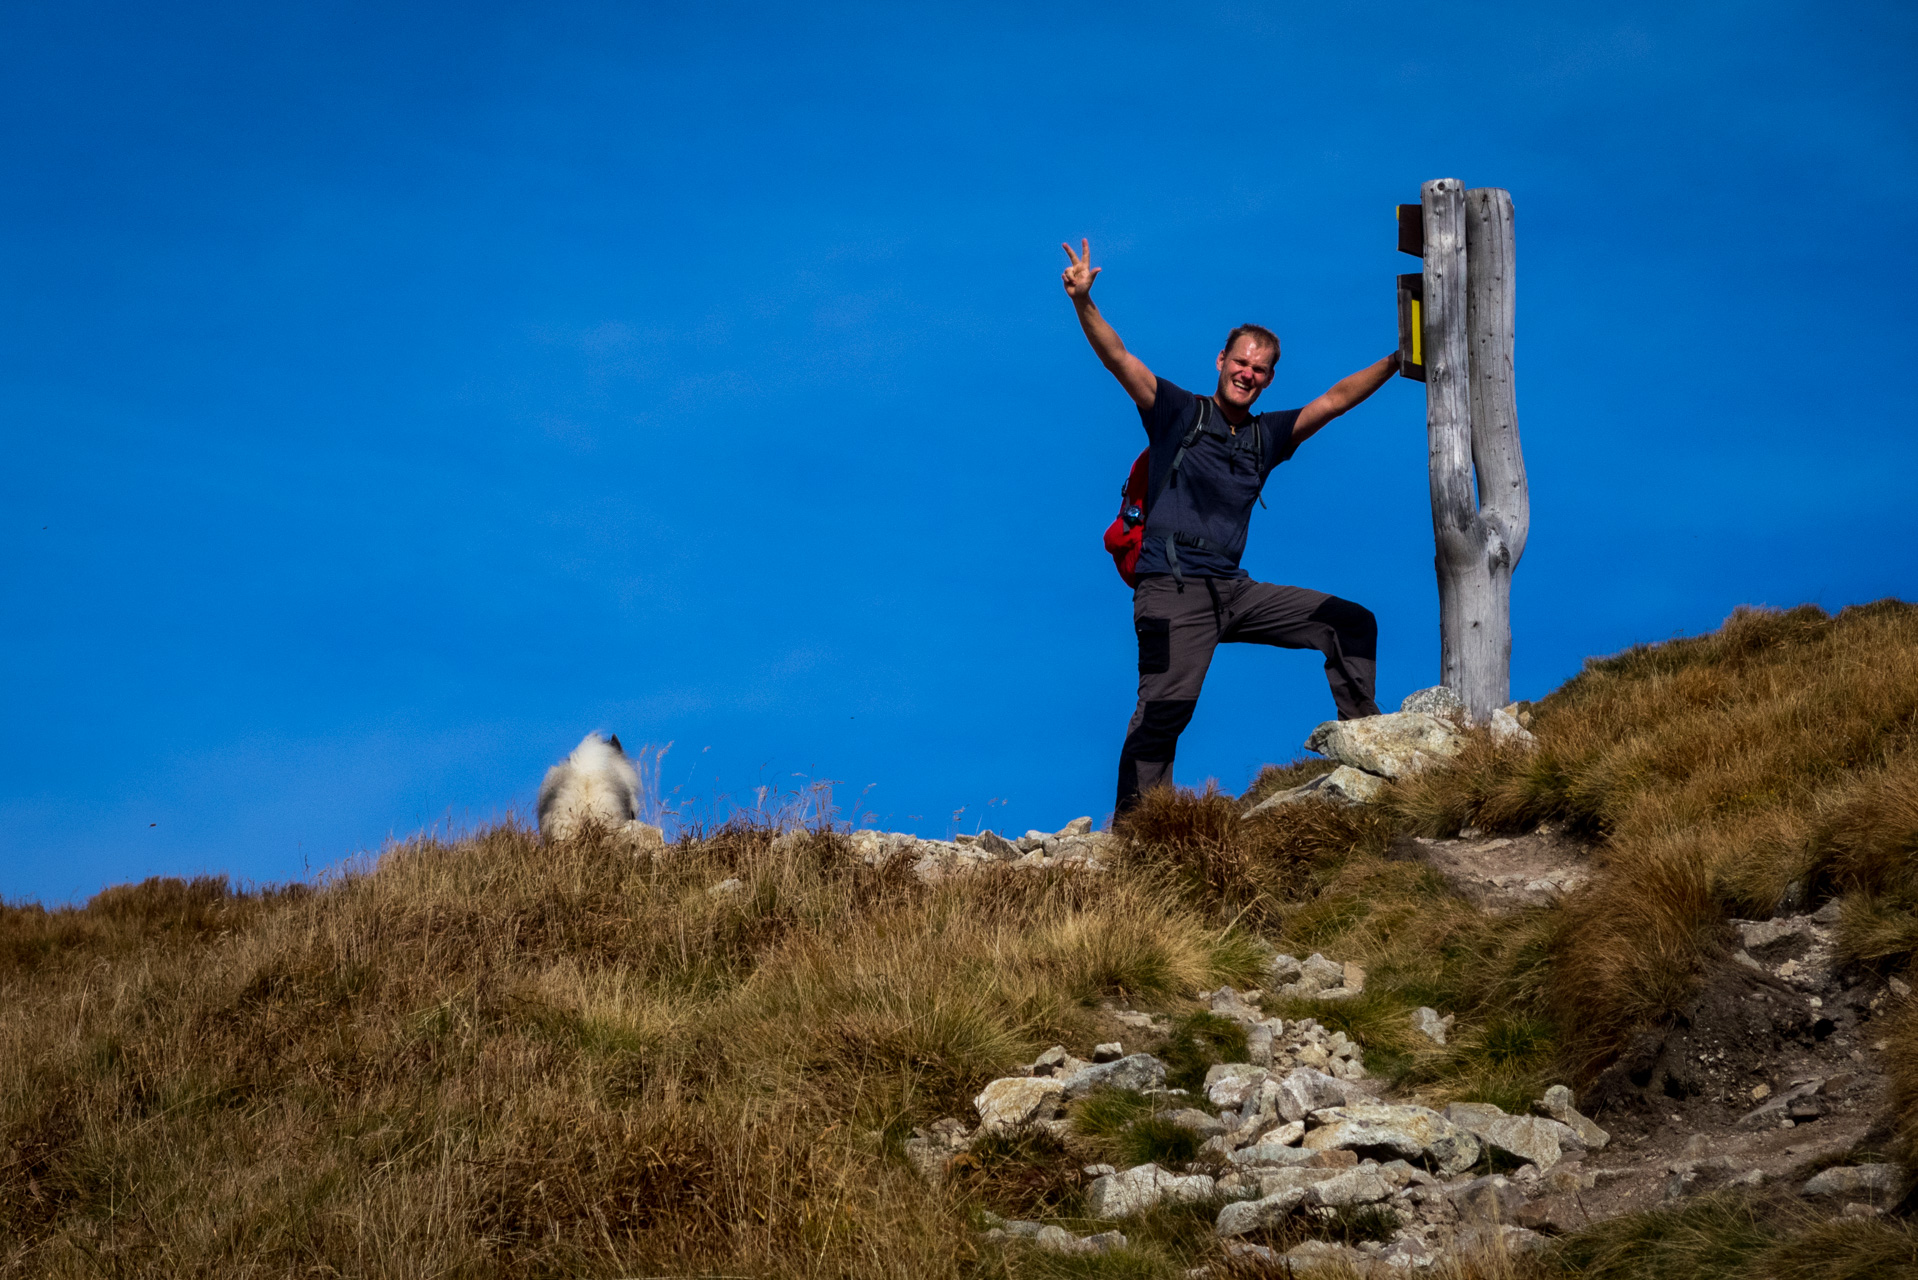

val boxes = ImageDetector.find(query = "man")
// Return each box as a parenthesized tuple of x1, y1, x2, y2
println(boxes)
(1060, 238, 1401, 816)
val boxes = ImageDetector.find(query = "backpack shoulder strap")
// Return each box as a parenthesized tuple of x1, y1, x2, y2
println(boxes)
(1253, 416, 1268, 509)
(1155, 396, 1210, 499)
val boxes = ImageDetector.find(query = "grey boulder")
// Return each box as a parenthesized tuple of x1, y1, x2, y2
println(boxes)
(1085, 1163, 1216, 1219)
(1060, 1053, 1166, 1100)
(1535, 1085, 1610, 1150)
(1445, 1102, 1580, 1170)
(1215, 1186, 1310, 1237)
(1802, 1164, 1903, 1198)
(1305, 712, 1462, 779)
(973, 1077, 1064, 1133)
(1400, 685, 1467, 720)
(1303, 1104, 1481, 1176)
(1301, 1167, 1393, 1208)
(1411, 1006, 1455, 1045)
(1272, 1067, 1353, 1122)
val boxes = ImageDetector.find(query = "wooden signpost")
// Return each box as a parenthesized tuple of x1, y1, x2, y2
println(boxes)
(1398, 180, 1529, 722)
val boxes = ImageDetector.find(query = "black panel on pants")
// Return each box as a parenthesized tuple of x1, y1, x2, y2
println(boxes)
(1309, 596, 1379, 660)
(1136, 616, 1171, 674)
(1123, 698, 1196, 762)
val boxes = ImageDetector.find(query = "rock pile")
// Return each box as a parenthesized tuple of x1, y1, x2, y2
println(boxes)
(919, 973, 1638, 1274)
(765, 816, 1115, 884)
(922, 955, 1905, 1274)
(1246, 687, 1537, 816)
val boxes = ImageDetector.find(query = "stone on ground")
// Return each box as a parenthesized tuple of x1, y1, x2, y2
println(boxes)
(1060, 1053, 1166, 1100)
(1490, 706, 1538, 747)
(1454, 1223, 1548, 1260)
(1305, 711, 1463, 779)
(1215, 1185, 1310, 1237)
(1400, 685, 1467, 720)
(1299, 952, 1346, 992)
(1084, 1163, 1216, 1219)
(1283, 1239, 1374, 1277)
(973, 1077, 1064, 1133)
(1230, 1141, 1320, 1169)
(1411, 1006, 1454, 1045)
(1444, 1102, 1578, 1169)
(1535, 1084, 1610, 1150)
(1273, 1067, 1352, 1122)
(1450, 1174, 1526, 1224)
(1320, 764, 1387, 803)
(1803, 1164, 1903, 1198)
(1205, 1064, 1267, 1108)
(1302, 1167, 1393, 1208)
(1303, 1104, 1481, 1176)
(972, 830, 1020, 860)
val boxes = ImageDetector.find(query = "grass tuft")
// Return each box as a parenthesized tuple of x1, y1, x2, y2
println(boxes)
(1158, 1012, 1249, 1093)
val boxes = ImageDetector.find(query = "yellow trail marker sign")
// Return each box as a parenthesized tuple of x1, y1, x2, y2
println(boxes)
(1395, 204, 1426, 382)
(1396, 273, 1425, 382)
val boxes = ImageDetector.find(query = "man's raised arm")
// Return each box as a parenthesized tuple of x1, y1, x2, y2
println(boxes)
(1062, 239, 1156, 410)
(1291, 352, 1401, 444)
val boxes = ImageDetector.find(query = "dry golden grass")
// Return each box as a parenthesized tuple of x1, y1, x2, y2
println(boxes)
(0, 822, 1268, 1278)
(1390, 601, 1918, 1077)
(9, 600, 1918, 1276)
(1113, 784, 1391, 928)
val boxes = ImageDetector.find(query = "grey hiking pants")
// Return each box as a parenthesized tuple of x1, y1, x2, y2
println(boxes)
(1116, 576, 1380, 815)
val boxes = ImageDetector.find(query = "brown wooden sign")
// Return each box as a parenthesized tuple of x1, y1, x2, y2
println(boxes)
(1397, 204, 1423, 258)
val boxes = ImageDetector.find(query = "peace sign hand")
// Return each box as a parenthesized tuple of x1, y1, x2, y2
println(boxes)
(1060, 238, 1100, 301)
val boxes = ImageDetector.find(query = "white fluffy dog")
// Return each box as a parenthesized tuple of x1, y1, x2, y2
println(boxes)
(536, 733, 664, 852)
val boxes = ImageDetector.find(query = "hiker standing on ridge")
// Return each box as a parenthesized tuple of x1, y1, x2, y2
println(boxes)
(1060, 238, 1402, 816)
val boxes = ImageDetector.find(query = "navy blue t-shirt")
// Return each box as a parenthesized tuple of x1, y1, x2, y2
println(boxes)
(1134, 378, 1303, 580)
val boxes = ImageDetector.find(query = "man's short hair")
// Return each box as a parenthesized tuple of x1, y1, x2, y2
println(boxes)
(1223, 323, 1281, 362)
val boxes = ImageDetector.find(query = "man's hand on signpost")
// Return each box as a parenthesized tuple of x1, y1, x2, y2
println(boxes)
(1061, 238, 1101, 300)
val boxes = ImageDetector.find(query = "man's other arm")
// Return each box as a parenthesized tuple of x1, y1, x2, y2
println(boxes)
(1061, 239, 1156, 410)
(1291, 352, 1401, 444)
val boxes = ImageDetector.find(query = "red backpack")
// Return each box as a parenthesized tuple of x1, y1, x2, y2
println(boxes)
(1102, 450, 1156, 587)
(1105, 398, 1259, 586)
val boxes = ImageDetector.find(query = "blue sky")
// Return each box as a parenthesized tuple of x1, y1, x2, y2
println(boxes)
(3, 1, 1914, 905)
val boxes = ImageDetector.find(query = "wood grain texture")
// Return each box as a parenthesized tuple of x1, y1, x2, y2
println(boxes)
(1420, 180, 1529, 722)
(1463, 187, 1528, 718)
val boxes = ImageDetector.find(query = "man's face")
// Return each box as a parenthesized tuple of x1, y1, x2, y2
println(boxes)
(1215, 337, 1277, 411)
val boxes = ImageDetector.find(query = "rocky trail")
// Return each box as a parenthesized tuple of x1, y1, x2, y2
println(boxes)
(705, 687, 1914, 1273)
(880, 689, 1913, 1275)
(899, 916, 1906, 1275)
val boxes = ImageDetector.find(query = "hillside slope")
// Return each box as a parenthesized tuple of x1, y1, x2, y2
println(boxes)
(5, 602, 1918, 1278)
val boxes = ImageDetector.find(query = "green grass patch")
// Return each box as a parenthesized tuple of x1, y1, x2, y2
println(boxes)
(1158, 1012, 1248, 1093)
(1070, 1089, 1204, 1169)
(1071, 1088, 1156, 1140)
(1115, 1116, 1202, 1168)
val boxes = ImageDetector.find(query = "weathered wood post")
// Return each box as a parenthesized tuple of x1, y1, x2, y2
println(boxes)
(1420, 178, 1529, 722)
